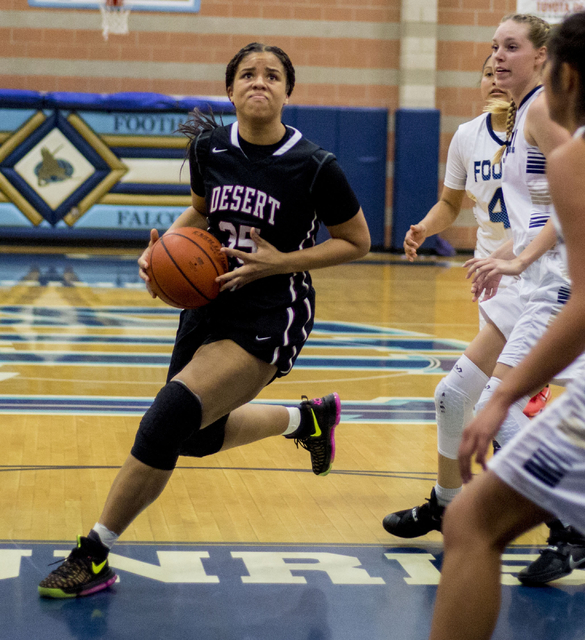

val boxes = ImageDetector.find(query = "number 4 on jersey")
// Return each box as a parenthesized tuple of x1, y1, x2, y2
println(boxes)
(488, 187, 510, 229)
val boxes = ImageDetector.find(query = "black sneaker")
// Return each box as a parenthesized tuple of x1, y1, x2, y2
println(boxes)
(518, 526, 585, 586)
(294, 393, 340, 476)
(38, 536, 117, 598)
(382, 488, 445, 538)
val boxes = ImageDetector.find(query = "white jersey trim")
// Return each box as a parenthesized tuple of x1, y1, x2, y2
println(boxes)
(229, 122, 302, 156)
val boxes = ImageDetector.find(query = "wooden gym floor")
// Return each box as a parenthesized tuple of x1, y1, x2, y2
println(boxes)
(0, 246, 582, 640)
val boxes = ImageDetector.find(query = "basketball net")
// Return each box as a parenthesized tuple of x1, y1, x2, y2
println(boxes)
(100, 0, 131, 41)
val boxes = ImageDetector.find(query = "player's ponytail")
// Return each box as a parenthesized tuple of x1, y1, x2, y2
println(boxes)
(177, 107, 220, 141)
(492, 100, 517, 164)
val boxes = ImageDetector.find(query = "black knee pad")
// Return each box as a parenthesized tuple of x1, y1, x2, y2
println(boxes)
(131, 380, 202, 470)
(180, 414, 228, 458)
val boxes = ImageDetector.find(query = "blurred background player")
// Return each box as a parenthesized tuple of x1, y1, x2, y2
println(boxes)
(429, 12, 585, 640)
(384, 12, 585, 584)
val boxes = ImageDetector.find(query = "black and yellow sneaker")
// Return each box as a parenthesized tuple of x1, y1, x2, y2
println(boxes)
(292, 393, 341, 476)
(382, 488, 444, 538)
(38, 535, 116, 599)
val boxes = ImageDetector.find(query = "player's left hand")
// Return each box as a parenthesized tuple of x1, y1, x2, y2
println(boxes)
(470, 270, 503, 302)
(216, 229, 284, 291)
(458, 399, 510, 483)
(465, 255, 523, 281)
(138, 228, 160, 298)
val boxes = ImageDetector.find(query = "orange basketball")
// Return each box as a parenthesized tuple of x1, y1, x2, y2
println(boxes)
(146, 228, 229, 309)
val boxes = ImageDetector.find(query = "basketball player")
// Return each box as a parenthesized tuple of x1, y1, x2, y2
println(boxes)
(37, 42, 371, 598)
(384, 13, 585, 584)
(429, 12, 585, 640)
(404, 56, 550, 413)
(404, 56, 511, 299)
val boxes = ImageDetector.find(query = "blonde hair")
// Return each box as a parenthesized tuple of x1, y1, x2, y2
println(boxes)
(490, 14, 550, 163)
(486, 98, 516, 164)
(500, 13, 551, 49)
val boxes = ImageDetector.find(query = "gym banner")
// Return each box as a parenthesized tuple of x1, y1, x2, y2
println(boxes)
(516, 1, 585, 23)
(0, 91, 235, 242)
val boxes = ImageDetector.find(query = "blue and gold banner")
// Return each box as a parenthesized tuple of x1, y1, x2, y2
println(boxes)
(0, 90, 235, 242)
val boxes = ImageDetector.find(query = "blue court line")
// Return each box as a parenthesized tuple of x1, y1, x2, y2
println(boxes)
(0, 308, 431, 337)
(0, 396, 437, 422)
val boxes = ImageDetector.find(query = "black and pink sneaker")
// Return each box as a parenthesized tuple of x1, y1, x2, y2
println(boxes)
(295, 393, 341, 476)
(38, 535, 116, 599)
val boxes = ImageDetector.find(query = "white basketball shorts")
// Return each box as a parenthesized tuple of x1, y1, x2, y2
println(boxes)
(489, 376, 585, 535)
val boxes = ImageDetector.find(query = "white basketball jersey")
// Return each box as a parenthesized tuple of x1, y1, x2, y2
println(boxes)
(502, 86, 555, 256)
(444, 112, 512, 258)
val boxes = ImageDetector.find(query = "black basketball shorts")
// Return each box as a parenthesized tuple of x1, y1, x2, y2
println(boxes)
(167, 287, 315, 380)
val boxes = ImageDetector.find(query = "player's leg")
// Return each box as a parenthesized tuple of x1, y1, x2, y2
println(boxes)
(37, 339, 278, 598)
(100, 339, 280, 534)
(429, 471, 550, 640)
(383, 321, 506, 538)
(38, 339, 337, 597)
(476, 299, 585, 584)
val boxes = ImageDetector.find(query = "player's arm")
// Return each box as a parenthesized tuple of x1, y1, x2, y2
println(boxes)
(216, 209, 370, 291)
(458, 138, 585, 480)
(463, 219, 557, 286)
(216, 158, 370, 291)
(404, 187, 465, 261)
(282, 208, 371, 270)
(525, 92, 571, 157)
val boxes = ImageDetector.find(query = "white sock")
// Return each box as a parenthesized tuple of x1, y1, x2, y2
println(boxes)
(282, 407, 301, 436)
(93, 522, 119, 549)
(435, 484, 462, 507)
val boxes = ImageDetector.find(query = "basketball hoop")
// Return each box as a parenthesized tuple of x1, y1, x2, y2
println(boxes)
(100, 0, 131, 41)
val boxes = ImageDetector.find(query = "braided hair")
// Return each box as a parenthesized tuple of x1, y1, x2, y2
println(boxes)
(491, 13, 551, 163)
(493, 101, 517, 164)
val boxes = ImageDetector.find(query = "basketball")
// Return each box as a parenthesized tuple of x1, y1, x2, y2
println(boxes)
(146, 228, 229, 309)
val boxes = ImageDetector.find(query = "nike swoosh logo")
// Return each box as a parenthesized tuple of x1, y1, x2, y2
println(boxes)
(212, 147, 228, 153)
(310, 410, 322, 437)
(569, 555, 585, 570)
(92, 559, 108, 574)
(255, 336, 271, 341)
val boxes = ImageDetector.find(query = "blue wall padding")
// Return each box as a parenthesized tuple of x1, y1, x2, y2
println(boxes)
(0, 91, 387, 246)
(391, 108, 440, 251)
(283, 106, 387, 248)
(0, 90, 236, 113)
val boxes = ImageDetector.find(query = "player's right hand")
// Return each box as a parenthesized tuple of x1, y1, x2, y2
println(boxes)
(404, 223, 427, 262)
(138, 228, 160, 298)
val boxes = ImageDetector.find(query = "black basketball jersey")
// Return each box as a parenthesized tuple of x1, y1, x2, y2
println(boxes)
(189, 122, 357, 313)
